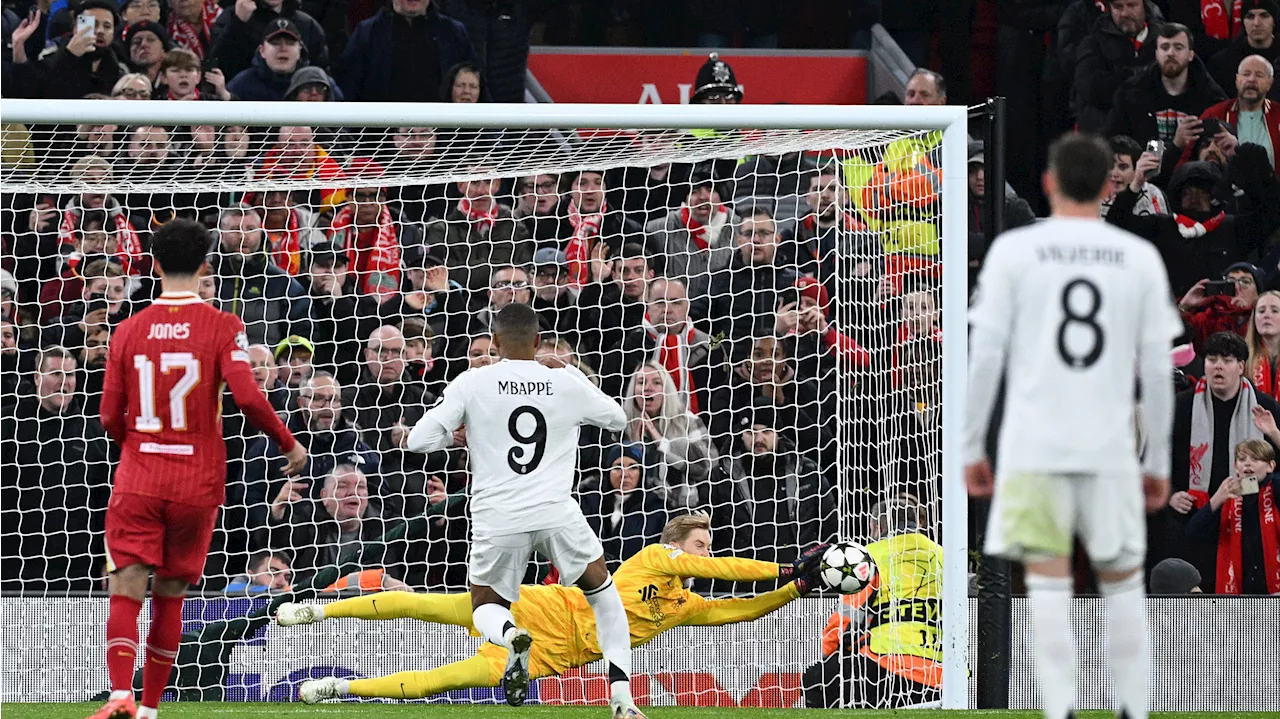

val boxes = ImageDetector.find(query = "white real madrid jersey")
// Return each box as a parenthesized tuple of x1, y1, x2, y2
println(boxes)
(407, 359, 627, 535)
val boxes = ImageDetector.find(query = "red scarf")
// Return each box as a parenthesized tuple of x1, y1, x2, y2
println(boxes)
(327, 203, 401, 299)
(58, 202, 143, 276)
(566, 199, 605, 287)
(679, 202, 724, 250)
(1202, 0, 1243, 41)
(1253, 356, 1280, 402)
(642, 312, 699, 413)
(265, 209, 302, 276)
(1175, 211, 1227, 238)
(167, 0, 220, 57)
(458, 197, 498, 232)
(1216, 481, 1280, 594)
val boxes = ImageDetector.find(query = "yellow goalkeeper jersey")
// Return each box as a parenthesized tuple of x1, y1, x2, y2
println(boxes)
(485, 543, 799, 673)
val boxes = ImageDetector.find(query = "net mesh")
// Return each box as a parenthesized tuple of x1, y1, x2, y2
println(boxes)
(0, 116, 945, 707)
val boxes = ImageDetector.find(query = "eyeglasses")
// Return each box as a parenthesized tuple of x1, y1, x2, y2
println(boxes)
(1232, 276, 1257, 287)
(372, 346, 404, 358)
(535, 180, 557, 191)
(492, 280, 529, 290)
(353, 191, 381, 202)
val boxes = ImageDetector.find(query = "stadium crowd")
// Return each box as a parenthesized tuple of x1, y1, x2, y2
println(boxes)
(0, 0, 1277, 607)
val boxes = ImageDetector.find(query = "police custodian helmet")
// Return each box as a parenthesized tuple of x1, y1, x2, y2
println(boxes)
(691, 52, 743, 104)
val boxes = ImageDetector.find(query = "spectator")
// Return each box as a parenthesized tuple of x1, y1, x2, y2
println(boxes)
(43, 258, 128, 350)
(579, 442, 668, 572)
(548, 170, 642, 287)
(39, 216, 123, 322)
(463, 264, 535, 341)
(442, 60, 482, 103)
(326, 159, 408, 300)
(1186, 438, 1280, 593)
(224, 550, 292, 594)
(226, 19, 306, 101)
(256, 189, 322, 276)
(966, 143, 1037, 282)
(0, 319, 20, 409)
(791, 162, 858, 283)
(77, 320, 110, 415)
(1, 346, 110, 591)
(265, 462, 401, 577)
(122, 20, 171, 83)
(624, 361, 716, 509)
(425, 173, 531, 291)
(1201, 54, 1280, 170)
(110, 72, 152, 98)
(210, 0, 328, 78)
(378, 243, 468, 345)
(1165, 332, 1280, 581)
(283, 64, 339, 100)
(33, 0, 129, 98)
(1110, 23, 1226, 148)
(305, 243, 382, 387)
(709, 204, 799, 341)
(1103, 135, 1170, 217)
(382, 127, 449, 224)
(610, 154, 686, 226)
(121, 0, 162, 26)
(247, 343, 290, 414)
(601, 277, 720, 413)
(902, 68, 946, 106)
(1178, 263, 1263, 350)
(529, 248, 581, 343)
(1074, 0, 1161, 133)
(644, 167, 734, 317)
(576, 242, 652, 363)
(337, 0, 475, 103)
(1247, 290, 1280, 398)
(536, 335, 597, 379)
(465, 333, 498, 368)
(513, 173, 560, 239)
(776, 276, 869, 388)
(287, 372, 379, 481)
(154, 47, 230, 100)
(1208, 0, 1280, 97)
(1105, 144, 1280, 294)
(1149, 557, 1204, 592)
(209, 207, 311, 346)
(252, 125, 347, 213)
(274, 334, 315, 392)
(708, 399, 834, 566)
(344, 326, 428, 453)
(167, 0, 221, 59)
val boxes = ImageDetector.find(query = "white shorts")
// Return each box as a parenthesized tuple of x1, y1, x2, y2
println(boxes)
(468, 511, 604, 603)
(984, 470, 1145, 572)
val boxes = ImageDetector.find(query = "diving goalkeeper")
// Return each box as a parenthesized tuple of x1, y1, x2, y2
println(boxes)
(278, 512, 828, 703)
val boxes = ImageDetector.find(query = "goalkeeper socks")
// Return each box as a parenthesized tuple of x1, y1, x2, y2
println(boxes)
(472, 602, 518, 649)
(347, 655, 499, 699)
(583, 575, 633, 703)
(324, 591, 473, 627)
(140, 594, 184, 711)
(106, 594, 143, 694)
(1101, 572, 1149, 719)
(1027, 574, 1076, 719)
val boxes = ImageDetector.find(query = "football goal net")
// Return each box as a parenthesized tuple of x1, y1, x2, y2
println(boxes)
(0, 99, 969, 709)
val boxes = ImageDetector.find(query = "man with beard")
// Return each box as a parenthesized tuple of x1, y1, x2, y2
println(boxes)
(644, 167, 734, 319)
(709, 205, 799, 341)
(1201, 54, 1280, 170)
(122, 20, 171, 84)
(210, 207, 311, 346)
(545, 170, 642, 287)
(1208, 0, 1280, 98)
(78, 321, 111, 415)
(1111, 23, 1225, 171)
(1075, 0, 1163, 132)
(576, 243, 653, 365)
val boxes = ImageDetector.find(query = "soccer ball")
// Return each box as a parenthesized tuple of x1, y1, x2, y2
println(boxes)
(819, 542, 876, 594)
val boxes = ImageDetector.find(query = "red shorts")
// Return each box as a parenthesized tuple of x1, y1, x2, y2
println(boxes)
(104, 492, 219, 584)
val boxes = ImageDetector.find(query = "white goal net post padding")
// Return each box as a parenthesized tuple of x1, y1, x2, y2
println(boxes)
(0, 100, 969, 709)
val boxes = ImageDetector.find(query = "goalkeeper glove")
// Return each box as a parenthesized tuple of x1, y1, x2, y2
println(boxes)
(778, 542, 830, 582)
(792, 565, 823, 596)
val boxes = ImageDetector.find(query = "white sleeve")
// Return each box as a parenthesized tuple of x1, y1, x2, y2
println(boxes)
(963, 242, 1016, 464)
(406, 375, 469, 454)
(566, 365, 627, 432)
(1137, 255, 1181, 477)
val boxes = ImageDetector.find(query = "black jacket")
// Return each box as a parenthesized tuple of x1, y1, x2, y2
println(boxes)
(1186, 474, 1275, 594)
(337, 5, 475, 103)
(211, 251, 312, 347)
(210, 0, 329, 78)
(34, 38, 129, 98)
(708, 254, 800, 341)
(1208, 33, 1280, 99)
(308, 289, 382, 387)
(1074, 7, 1162, 132)
(579, 486, 669, 572)
(1110, 58, 1227, 144)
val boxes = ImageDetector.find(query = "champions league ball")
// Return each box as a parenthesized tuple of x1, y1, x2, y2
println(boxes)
(819, 542, 876, 594)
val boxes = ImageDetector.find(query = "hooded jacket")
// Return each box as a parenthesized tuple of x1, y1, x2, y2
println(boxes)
(209, 0, 329, 78)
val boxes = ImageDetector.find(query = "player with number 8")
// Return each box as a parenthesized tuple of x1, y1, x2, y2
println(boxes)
(91, 219, 305, 719)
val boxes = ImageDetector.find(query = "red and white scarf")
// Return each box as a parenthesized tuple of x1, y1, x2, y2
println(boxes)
(642, 312, 699, 413)
(1202, 0, 1244, 42)
(167, 0, 220, 58)
(458, 197, 498, 233)
(566, 199, 605, 287)
(1176, 211, 1226, 239)
(1253, 355, 1280, 402)
(265, 209, 302, 276)
(679, 202, 726, 250)
(328, 203, 401, 299)
(1216, 480, 1280, 594)
(58, 201, 143, 276)
(1188, 377, 1260, 507)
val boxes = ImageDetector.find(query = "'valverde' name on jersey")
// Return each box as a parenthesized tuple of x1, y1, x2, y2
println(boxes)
(405, 359, 627, 536)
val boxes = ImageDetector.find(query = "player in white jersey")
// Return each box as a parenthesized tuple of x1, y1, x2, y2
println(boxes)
(403, 303, 643, 719)
(964, 133, 1182, 719)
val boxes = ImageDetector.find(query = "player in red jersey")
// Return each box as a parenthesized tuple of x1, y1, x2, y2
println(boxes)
(89, 219, 307, 719)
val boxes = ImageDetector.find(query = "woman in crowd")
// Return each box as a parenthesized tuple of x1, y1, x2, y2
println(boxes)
(578, 442, 668, 571)
(1246, 290, 1280, 401)
(624, 361, 716, 509)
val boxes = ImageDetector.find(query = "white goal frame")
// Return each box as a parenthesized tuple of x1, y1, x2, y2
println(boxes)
(0, 98, 970, 710)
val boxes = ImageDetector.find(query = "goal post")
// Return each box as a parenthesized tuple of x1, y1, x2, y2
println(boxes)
(0, 99, 969, 709)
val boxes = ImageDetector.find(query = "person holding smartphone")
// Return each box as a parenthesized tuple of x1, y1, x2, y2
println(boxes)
(1186, 438, 1280, 594)
(1177, 263, 1264, 352)
(37, 0, 130, 98)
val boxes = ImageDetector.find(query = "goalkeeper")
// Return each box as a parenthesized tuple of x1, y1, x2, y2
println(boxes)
(279, 512, 828, 703)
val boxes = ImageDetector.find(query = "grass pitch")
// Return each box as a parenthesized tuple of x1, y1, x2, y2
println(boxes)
(0, 706, 1261, 719)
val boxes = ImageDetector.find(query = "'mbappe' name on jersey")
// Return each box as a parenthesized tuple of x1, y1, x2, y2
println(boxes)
(496, 380, 555, 396)
(1035, 245, 1125, 267)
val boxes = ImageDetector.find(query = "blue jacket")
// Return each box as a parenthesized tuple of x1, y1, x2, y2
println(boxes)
(227, 54, 299, 102)
(337, 5, 475, 103)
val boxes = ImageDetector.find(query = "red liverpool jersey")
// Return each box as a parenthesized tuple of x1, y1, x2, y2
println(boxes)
(100, 291, 297, 506)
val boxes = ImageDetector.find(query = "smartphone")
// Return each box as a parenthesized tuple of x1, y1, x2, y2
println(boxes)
(1204, 279, 1237, 297)
(1146, 139, 1165, 175)
(1239, 476, 1261, 495)
(76, 13, 96, 36)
